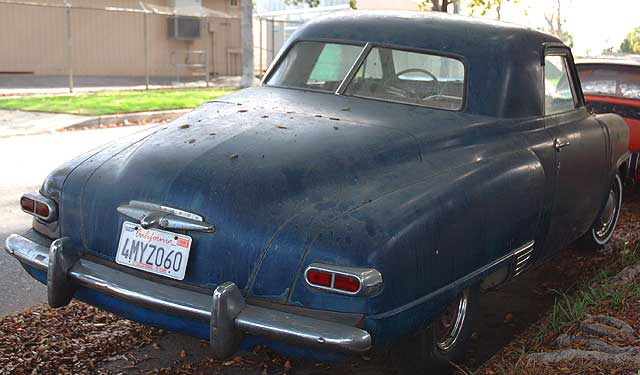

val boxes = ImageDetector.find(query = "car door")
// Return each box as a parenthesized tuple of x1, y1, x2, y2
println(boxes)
(542, 48, 609, 255)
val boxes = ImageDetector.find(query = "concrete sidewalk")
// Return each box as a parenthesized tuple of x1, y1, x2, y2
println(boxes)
(0, 75, 241, 97)
(0, 109, 188, 138)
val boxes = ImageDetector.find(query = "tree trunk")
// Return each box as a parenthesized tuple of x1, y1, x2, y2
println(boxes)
(556, 0, 562, 33)
(240, 0, 253, 88)
(431, 0, 450, 12)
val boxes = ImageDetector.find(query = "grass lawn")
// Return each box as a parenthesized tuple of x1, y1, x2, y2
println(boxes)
(0, 88, 237, 115)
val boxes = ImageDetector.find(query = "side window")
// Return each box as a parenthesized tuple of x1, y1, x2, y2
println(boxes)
(544, 55, 577, 115)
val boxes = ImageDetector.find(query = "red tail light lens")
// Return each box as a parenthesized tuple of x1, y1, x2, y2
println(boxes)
(333, 274, 360, 293)
(20, 197, 35, 212)
(305, 266, 364, 295)
(306, 269, 332, 288)
(35, 202, 50, 218)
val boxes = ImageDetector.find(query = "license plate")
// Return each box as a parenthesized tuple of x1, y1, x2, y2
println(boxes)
(115, 221, 192, 280)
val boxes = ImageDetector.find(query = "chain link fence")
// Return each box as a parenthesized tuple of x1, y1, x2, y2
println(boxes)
(0, 0, 243, 94)
(254, 17, 303, 79)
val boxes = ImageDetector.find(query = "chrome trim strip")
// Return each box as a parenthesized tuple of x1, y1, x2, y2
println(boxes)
(304, 263, 383, 297)
(335, 42, 372, 95)
(117, 201, 215, 233)
(129, 200, 204, 222)
(6, 234, 371, 355)
(371, 240, 535, 320)
(512, 241, 535, 277)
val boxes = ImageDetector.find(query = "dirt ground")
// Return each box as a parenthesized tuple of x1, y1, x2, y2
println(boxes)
(2, 191, 639, 375)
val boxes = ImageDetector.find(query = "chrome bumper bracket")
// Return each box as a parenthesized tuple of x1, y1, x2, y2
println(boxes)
(210, 281, 246, 358)
(48, 237, 78, 307)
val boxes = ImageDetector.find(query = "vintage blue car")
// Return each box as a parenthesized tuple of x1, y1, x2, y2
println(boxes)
(5, 11, 629, 371)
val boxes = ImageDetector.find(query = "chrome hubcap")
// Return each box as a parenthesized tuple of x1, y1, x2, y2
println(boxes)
(594, 177, 621, 241)
(435, 290, 469, 352)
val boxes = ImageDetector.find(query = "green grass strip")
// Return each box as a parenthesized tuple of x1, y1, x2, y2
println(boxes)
(0, 88, 237, 115)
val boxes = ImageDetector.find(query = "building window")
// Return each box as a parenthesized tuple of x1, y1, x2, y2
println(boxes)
(229, 0, 239, 6)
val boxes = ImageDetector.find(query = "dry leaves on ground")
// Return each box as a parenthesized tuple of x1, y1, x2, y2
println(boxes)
(0, 302, 161, 375)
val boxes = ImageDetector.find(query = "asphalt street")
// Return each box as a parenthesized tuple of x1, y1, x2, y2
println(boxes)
(0, 125, 154, 316)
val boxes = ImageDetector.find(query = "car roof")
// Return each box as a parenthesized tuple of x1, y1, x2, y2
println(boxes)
(576, 56, 640, 68)
(277, 11, 566, 118)
(297, 11, 560, 53)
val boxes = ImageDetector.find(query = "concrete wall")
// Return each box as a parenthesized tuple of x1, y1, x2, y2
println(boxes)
(0, 0, 241, 76)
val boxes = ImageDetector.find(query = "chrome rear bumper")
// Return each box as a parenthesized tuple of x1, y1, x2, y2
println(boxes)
(5, 233, 372, 357)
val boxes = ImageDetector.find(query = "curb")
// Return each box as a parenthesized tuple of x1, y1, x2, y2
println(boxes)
(63, 109, 191, 131)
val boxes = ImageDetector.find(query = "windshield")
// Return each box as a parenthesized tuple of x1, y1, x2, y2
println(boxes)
(577, 64, 640, 100)
(265, 41, 466, 111)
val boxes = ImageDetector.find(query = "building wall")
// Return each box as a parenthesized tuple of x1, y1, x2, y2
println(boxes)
(0, 0, 241, 76)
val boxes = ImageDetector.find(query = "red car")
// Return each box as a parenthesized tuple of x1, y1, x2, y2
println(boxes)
(577, 57, 640, 180)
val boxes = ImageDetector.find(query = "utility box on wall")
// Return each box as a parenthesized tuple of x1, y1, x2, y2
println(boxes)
(167, 16, 201, 40)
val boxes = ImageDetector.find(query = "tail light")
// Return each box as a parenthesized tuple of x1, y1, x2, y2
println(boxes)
(20, 193, 57, 222)
(304, 263, 383, 297)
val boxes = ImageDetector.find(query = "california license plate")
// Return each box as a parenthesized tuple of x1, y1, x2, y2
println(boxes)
(115, 221, 192, 280)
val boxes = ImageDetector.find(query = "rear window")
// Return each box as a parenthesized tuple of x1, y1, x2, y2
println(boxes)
(265, 42, 466, 111)
(265, 41, 363, 93)
(577, 64, 640, 99)
(345, 47, 465, 110)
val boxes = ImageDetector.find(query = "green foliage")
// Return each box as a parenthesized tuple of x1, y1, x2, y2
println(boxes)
(284, 0, 320, 7)
(283, 0, 355, 9)
(418, 0, 453, 12)
(0, 88, 236, 115)
(536, 242, 640, 343)
(620, 26, 640, 54)
(557, 31, 574, 48)
(468, 0, 518, 18)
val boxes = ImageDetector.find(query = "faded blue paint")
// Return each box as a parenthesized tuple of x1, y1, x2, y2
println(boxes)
(12, 12, 629, 358)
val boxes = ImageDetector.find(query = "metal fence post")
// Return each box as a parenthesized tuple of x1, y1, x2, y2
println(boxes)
(204, 17, 210, 88)
(144, 10, 149, 90)
(140, 2, 149, 90)
(65, 0, 73, 93)
(270, 18, 275, 66)
(259, 18, 263, 78)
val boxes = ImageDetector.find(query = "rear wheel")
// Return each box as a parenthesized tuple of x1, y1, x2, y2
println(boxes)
(398, 286, 479, 374)
(578, 173, 622, 251)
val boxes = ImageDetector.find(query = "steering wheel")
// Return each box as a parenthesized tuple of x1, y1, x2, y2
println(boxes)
(393, 68, 441, 99)
(396, 68, 439, 83)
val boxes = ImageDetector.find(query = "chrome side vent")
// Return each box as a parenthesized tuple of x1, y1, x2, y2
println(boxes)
(512, 241, 534, 277)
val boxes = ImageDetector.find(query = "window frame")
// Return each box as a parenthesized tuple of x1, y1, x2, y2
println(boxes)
(262, 39, 469, 112)
(543, 46, 584, 116)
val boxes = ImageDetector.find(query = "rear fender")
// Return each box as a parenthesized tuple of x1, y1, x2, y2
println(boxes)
(595, 113, 629, 180)
(288, 149, 546, 344)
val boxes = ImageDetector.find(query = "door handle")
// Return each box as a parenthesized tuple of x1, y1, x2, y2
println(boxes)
(553, 138, 570, 151)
